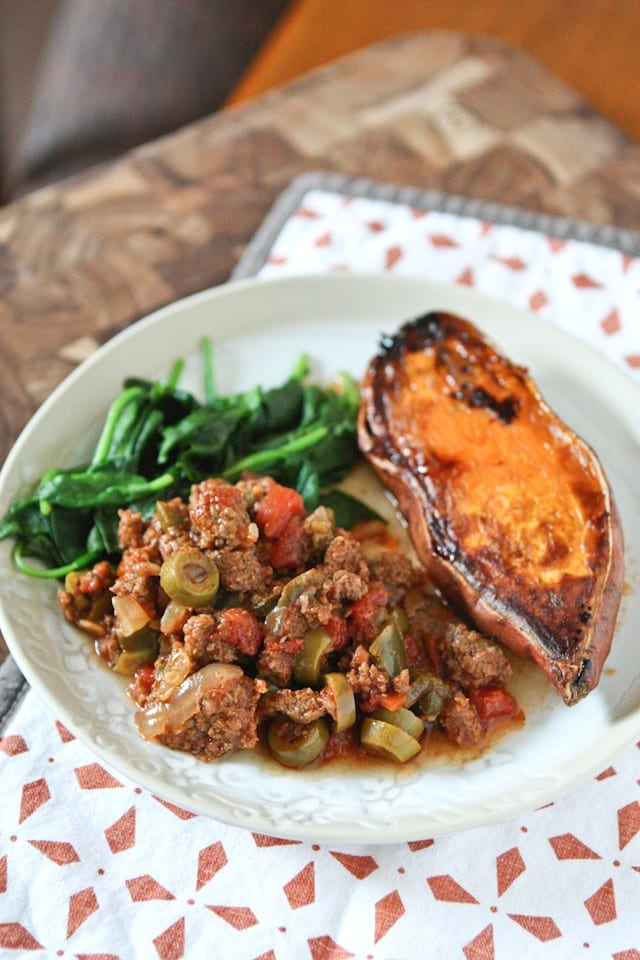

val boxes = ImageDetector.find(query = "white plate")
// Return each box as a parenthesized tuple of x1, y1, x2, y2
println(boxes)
(1, 273, 639, 843)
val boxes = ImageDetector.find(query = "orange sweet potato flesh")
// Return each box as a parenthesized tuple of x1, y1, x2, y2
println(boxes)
(358, 312, 624, 705)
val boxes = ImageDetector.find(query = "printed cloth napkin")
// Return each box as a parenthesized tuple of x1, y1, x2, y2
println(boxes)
(1, 184, 639, 960)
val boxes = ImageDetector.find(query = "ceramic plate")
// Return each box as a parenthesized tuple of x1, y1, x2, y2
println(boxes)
(1, 273, 638, 843)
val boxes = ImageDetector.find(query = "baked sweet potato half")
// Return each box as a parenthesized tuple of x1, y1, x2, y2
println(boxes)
(358, 312, 624, 705)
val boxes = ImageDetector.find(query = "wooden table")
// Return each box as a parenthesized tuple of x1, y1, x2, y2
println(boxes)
(1, 31, 639, 661)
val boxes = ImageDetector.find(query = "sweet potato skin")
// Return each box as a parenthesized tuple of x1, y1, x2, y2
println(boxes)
(358, 312, 624, 705)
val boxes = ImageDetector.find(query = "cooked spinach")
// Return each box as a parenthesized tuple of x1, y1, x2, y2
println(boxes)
(0, 340, 376, 578)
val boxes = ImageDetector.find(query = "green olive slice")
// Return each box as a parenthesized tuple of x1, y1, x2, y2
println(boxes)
(113, 644, 157, 676)
(371, 706, 424, 740)
(267, 716, 329, 768)
(160, 549, 219, 606)
(155, 500, 186, 531)
(324, 672, 356, 732)
(369, 619, 407, 677)
(360, 717, 421, 763)
(293, 628, 333, 688)
(407, 670, 452, 721)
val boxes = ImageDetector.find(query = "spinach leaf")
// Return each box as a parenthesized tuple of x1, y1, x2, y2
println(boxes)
(0, 341, 369, 578)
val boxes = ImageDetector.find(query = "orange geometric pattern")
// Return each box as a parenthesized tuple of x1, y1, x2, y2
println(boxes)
(29, 839, 80, 865)
(496, 847, 526, 896)
(74, 763, 123, 790)
(548, 834, 601, 860)
(428, 874, 478, 903)
(19, 778, 50, 822)
(463, 924, 495, 960)
(283, 861, 315, 908)
(0, 734, 28, 755)
(206, 905, 258, 929)
(330, 851, 378, 879)
(152, 917, 185, 960)
(617, 802, 640, 850)
(508, 914, 562, 941)
(196, 841, 228, 890)
(67, 887, 99, 938)
(126, 875, 175, 902)
(104, 806, 136, 854)
(374, 890, 405, 943)
(584, 879, 617, 925)
(307, 935, 355, 960)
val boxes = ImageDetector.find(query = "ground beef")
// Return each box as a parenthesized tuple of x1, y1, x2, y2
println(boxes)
(257, 641, 300, 687)
(182, 614, 241, 666)
(439, 623, 512, 689)
(324, 569, 369, 605)
(303, 506, 336, 559)
(65, 473, 520, 766)
(346, 645, 409, 711)
(261, 687, 330, 724)
(159, 674, 262, 760)
(370, 550, 418, 604)
(117, 509, 147, 550)
(112, 546, 161, 613)
(235, 474, 276, 510)
(439, 690, 483, 747)
(189, 478, 252, 550)
(182, 609, 263, 664)
(323, 534, 367, 577)
(213, 546, 272, 595)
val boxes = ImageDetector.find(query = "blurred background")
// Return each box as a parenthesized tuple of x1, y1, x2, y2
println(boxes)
(1, 0, 638, 205)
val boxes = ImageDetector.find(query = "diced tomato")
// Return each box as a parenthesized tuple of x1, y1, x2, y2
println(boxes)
(349, 581, 389, 638)
(359, 689, 407, 713)
(262, 637, 304, 657)
(468, 685, 519, 724)
(216, 607, 263, 656)
(254, 483, 305, 539)
(268, 514, 308, 570)
(325, 614, 349, 651)
(135, 663, 156, 697)
(378, 691, 408, 712)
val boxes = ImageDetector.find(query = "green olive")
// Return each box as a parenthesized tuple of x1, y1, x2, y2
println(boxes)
(369, 619, 407, 677)
(267, 716, 329, 768)
(113, 644, 157, 676)
(407, 670, 452, 722)
(155, 500, 186, 532)
(119, 624, 159, 653)
(160, 549, 219, 606)
(389, 605, 409, 633)
(371, 706, 424, 740)
(293, 628, 333, 688)
(360, 717, 421, 763)
(324, 672, 356, 732)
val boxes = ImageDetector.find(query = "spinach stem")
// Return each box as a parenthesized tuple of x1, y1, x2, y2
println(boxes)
(201, 337, 216, 402)
(290, 353, 310, 381)
(167, 358, 185, 390)
(13, 543, 103, 580)
(91, 385, 144, 466)
(223, 426, 328, 480)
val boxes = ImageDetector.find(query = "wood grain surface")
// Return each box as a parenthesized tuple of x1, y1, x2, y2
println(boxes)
(231, 0, 640, 145)
(1, 31, 640, 661)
